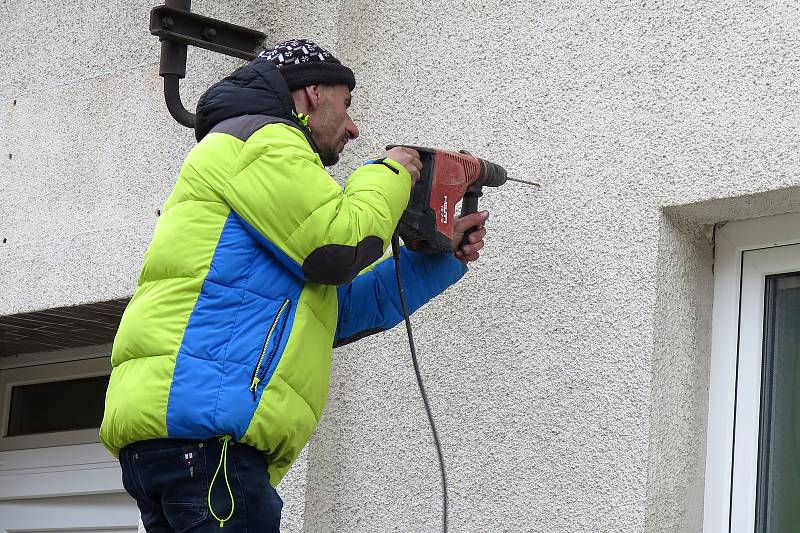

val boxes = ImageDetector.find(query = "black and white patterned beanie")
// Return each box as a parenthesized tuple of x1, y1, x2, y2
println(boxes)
(259, 39, 356, 91)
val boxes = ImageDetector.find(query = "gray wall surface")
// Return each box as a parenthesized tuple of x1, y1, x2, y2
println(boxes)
(4, 1, 800, 532)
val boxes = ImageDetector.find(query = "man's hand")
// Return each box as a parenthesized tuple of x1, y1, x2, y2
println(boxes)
(385, 147, 422, 184)
(452, 211, 489, 263)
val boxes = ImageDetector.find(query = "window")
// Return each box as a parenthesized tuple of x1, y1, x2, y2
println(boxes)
(704, 212, 800, 532)
(0, 344, 130, 516)
(7, 374, 109, 436)
(755, 273, 800, 530)
(0, 347, 111, 451)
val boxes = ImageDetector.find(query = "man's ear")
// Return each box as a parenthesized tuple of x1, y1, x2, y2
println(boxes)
(303, 85, 321, 111)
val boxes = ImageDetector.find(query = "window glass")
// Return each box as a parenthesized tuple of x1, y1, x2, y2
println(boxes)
(756, 273, 800, 531)
(6, 375, 110, 436)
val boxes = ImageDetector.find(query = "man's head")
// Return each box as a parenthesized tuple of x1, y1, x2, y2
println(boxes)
(261, 39, 358, 166)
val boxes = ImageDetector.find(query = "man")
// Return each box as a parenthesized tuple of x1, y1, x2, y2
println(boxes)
(101, 39, 488, 531)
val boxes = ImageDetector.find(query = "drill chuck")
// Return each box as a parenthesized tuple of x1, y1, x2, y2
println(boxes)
(480, 158, 508, 187)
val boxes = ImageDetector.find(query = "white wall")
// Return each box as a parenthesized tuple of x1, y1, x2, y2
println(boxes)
(4, 1, 800, 532)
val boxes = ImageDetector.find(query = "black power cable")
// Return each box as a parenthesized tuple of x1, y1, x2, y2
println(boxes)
(390, 232, 449, 533)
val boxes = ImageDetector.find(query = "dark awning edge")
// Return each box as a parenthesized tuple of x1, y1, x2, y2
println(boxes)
(0, 298, 130, 357)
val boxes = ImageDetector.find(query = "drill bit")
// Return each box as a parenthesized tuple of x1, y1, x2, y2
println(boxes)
(507, 177, 541, 187)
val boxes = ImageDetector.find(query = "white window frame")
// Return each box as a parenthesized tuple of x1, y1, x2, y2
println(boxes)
(0, 348, 111, 451)
(0, 344, 125, 501)
(703, 212, 800, 532)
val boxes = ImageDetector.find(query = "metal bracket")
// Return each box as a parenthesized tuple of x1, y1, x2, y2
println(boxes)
(149, 1, 266, 128)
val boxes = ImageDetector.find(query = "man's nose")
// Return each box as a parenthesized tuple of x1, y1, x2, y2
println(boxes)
(346, 119, 359, 140)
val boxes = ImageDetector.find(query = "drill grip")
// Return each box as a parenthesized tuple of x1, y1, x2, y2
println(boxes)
(458, 188, 483, 251)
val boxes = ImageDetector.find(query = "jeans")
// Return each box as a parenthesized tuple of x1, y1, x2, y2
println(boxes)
(119, 437, 282, 532)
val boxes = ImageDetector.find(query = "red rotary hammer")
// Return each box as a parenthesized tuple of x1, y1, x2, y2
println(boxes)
(390, 146, 536, 254)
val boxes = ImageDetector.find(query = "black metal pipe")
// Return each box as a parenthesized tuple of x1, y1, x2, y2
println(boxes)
(159, 38, 188, 78)
(164, 75, 196, 128)
(166, 0, 191, 10)
(159, 0, 195, 128)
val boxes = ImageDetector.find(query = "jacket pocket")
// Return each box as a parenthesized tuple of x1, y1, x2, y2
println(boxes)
(249, 299, 292, 400)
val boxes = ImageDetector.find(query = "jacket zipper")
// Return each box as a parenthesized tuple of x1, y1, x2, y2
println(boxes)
(250, 299, 292, 400)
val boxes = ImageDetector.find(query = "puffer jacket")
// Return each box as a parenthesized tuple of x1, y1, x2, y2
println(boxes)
(100, 57, 466, 486)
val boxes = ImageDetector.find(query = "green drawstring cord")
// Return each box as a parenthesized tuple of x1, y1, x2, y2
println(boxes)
(292, 110, 310, 127)
(207, 435, 235, 527)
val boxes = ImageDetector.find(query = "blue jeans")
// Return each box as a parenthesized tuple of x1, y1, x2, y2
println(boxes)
(119, 437, 282, 532)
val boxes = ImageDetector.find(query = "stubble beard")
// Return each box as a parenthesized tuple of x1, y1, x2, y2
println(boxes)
(310, 124, 341, 166)
(309, 108, 347, 166)
(318, 144, 340, 166)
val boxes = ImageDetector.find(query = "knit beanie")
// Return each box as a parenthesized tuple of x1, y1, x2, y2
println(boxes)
(259, 39, 356, 91)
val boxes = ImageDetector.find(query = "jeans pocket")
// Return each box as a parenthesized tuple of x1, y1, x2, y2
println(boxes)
(163, 502, 209, 532)
(136, 443, 210, 530)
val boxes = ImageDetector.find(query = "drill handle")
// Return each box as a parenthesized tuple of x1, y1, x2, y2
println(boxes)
(458, 187, 483, 251)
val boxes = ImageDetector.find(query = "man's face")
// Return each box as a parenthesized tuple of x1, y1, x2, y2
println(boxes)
(308, 84, 359, 166)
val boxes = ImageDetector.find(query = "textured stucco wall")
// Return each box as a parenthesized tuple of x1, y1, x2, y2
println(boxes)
(648, 213, 714, 532)
(5, 0, 800, 532)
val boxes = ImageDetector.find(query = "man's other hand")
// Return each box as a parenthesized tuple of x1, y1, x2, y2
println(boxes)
(452, 211, 489, 263)
(385, 147, 422, 184)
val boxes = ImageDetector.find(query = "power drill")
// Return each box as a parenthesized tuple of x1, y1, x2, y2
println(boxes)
(389, 145, 537, 254)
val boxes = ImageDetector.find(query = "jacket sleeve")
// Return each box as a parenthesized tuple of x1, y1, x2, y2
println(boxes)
(221, 123, 411, 285)
(334, 247, 468, 347)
